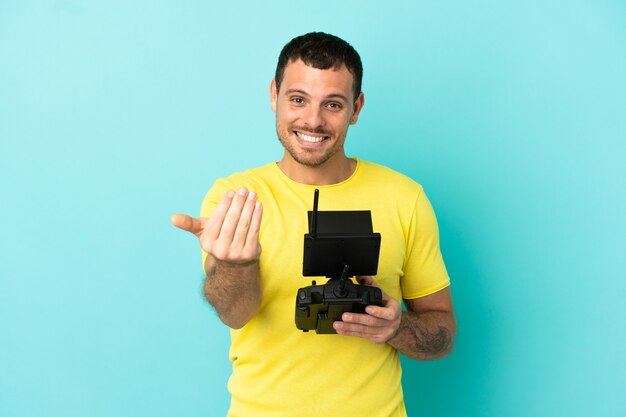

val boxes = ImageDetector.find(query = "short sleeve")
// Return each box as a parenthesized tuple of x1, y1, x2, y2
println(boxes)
(401, 188, 450, 299)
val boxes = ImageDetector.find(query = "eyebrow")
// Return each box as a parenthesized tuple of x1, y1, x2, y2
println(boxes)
(284, 88, 349, 103)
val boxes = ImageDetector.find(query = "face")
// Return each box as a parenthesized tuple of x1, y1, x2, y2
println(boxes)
(270, 59, 364, 168)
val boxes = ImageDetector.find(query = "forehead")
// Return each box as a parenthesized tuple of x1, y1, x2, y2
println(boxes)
(281, 59, 355, 100)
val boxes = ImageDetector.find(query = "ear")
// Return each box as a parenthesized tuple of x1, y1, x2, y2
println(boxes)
(349, 92, 365, 125)
(270, 79, 278, 112)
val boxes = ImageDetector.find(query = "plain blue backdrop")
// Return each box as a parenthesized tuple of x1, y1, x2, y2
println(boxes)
(1, 1, 625, 416)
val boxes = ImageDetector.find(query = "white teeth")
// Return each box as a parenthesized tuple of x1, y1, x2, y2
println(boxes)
(297, 132, 325, 143)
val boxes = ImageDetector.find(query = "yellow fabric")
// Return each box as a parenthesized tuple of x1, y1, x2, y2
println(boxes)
(200, 159, 450, 417)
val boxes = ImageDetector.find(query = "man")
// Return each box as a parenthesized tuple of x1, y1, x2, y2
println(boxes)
(172, 32, 456, 417)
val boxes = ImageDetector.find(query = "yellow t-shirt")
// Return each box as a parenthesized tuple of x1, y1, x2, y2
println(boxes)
(201, 159, 450, 417)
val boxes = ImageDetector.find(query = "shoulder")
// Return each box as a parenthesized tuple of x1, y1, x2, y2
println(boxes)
(201, 162, 278, 211)
(210, 162, 279, 191)
(356, 159, 424, 197)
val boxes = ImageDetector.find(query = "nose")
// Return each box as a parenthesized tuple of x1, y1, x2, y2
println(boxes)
(302, 105, 325, 129)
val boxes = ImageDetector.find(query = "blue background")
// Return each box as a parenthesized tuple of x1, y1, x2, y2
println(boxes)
(1, 1, 625, 416)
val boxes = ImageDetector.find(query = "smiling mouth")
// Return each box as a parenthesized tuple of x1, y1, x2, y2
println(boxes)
(294, 131, 329, 143)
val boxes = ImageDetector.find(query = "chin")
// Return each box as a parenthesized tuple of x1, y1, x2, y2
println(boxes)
(292, 149, 341, 167)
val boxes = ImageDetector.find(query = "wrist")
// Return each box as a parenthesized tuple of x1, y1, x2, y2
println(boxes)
(205, 253, 259, 274)
(386, 312, 405, 346)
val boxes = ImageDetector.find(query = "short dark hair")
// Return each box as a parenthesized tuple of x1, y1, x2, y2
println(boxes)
(274, 32, 363, 100)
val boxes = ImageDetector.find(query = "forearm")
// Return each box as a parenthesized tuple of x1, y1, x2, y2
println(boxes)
(387, 310, 456, 360)
(203, 256, 262, 329)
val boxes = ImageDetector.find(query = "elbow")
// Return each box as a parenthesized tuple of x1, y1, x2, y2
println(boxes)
(426, 338, 455, 360)
(203, 279, 261, 330)
(406, 322, 456, 361)
(221, 318, 246, 330)
(407, 343, 455, 361)
(426, 322, 456, 360)
(406, 342, 455, 361)
(427, 313, 457, 360)
(219, 312, 253, 329)
(213, 299, 261, 330)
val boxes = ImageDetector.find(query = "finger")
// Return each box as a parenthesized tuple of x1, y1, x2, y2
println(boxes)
(218, 187, 249, 243)
(342, 312, 387, 328)
(231, 191, 258, 249)
(334, 319, 398, 344)
(356, 275, 376, 286)
(365, 302, 400, 321)
(245, 200, 263, 248)
(205, 190, 235, 240)
(334, 321, 377, 335)
(171, 213, 206, 237)
(334, 326, 389, 344)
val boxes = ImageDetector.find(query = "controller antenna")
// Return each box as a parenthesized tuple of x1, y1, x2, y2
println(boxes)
(310, 188, 319, 238)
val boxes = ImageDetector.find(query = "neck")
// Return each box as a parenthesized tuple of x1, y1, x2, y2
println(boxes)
(277, 154, 357, 186)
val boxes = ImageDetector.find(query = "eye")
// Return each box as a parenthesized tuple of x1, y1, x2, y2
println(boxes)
(290, 96, 304, 105)
(326, 102, 343, 111)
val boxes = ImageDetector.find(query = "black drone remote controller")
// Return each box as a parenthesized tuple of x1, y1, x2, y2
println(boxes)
(295, 270, 383, 333)
(294, 190, 383, 334)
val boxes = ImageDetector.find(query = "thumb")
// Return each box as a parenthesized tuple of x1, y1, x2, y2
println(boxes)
(171, 213, 206, 237)
(357, 275, 393, 304)
(356, 275, 377, 287)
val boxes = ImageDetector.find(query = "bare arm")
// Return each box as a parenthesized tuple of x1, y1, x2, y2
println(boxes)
(387, 288, 456, 360)
(172, 187, 263, 329)
(334, 277, 456, 360)
(202, 254, 261, 329)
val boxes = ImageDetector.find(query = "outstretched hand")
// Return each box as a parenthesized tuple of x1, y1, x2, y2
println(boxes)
(171, 187, 263, 265)
(333, 276, 402, 344)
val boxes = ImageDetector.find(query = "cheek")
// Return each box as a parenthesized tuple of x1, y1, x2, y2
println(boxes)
(277, 108, 298, 124)
(332, 116, 353, 132)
